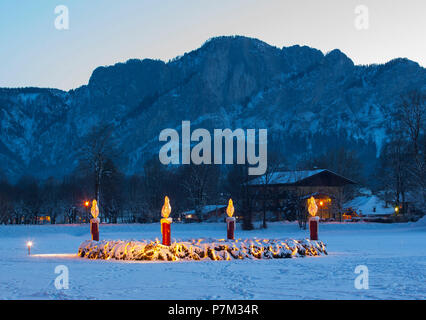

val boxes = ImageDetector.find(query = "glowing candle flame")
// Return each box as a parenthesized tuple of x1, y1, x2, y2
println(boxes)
(27, 241, 33, 247)
(307, 196, 318, 216)
(91, 200, 99, 219)
(162, 196, 171, 219)
(226, 198, 234, 217)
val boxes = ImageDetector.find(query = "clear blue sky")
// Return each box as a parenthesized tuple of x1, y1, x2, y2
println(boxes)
(0, 0, 425, 90)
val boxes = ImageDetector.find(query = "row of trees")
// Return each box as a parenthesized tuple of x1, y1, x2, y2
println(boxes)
(0, 91, 423, 226)
(0, 148, 358, 227)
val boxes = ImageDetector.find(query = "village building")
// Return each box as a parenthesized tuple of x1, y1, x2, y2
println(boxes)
(248, 169, 356, 220)
(182, 205, 228, 222)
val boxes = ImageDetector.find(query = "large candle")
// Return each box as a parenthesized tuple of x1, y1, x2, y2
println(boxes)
(309, 216, 319, 240)
(90, 219, 99, 241)
(90, 200, 100, 241)
(161, 196, 172, 246)
(161, 218, 172, 246)
(226, 199, 235, 240)
(307, 196, 319, 240)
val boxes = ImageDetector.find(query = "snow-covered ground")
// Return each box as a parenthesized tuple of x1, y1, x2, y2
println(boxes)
(0, 220, 425, 300)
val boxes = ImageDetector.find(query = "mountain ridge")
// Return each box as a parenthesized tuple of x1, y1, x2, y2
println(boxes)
(0, 35, 425, 181)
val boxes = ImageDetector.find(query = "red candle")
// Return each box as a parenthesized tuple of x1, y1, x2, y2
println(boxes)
(225, 199, 236, 240)
(90, 218, 99, 241)
(226, 217, 236, 240)
(161, 218, 172, 246)
(309, 216, 319, 240)
(90, 200, 100, 241)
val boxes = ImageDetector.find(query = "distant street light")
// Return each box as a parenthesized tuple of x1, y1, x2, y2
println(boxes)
(84, 201, 90, 222)
(27, 241, 33, 255)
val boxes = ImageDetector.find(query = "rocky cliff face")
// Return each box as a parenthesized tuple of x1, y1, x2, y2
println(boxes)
(0, 36, 425, 181)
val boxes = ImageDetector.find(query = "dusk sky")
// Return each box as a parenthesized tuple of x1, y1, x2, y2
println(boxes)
(0, 0, 425, 90)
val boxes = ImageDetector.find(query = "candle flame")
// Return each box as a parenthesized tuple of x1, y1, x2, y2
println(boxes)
(162, 196, 171, 218)
(226, 198, 234, 217)
(27, 241, 33, 247)
(307, 196, 318, 216)
(91, 200, 99, 219)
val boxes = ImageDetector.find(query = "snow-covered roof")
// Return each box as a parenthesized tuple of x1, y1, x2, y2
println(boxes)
(184, 205, 226, 216)
(248, 169, 326, 185)
(344, 195, 395, 216)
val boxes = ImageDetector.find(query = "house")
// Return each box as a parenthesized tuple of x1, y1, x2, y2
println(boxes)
(37, 215, 51, 224)
(345, 195, 395, 218)
(344, 189, 397, 220)
(183, 205, 227, 222)
(248, 169, 356, 220)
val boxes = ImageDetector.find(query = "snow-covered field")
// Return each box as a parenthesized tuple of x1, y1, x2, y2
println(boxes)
(0, 220, 425, 300)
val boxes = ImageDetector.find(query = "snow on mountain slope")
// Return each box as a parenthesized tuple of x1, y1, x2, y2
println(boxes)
(0, 36, 425, 180)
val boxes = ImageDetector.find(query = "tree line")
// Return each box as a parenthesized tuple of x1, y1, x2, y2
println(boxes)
(0, 91, 424, 226)
(0, 147, 361, 227)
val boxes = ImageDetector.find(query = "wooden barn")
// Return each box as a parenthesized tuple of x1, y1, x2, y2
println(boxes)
(248, 169, 356, 220)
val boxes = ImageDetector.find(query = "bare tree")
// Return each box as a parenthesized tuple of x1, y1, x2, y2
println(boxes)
(125, 174, 145, 223)
(180, 164, 219, 220)
(296, 194, 307, 230)
(399, 91, 425, 157)
(0, 194, 12, 224)
(15, 176, 41, 224)
(398, 91, 426, 207)
(39, 177, 61, 224)
(225, 164, 257, 230)
(142, 158, 169, 221)
(379, 121, 410, 210)
(257, 152, 286, 228)
(0, 179, 13, 224)
(79, 124, 117, 220)
(101, 159, 125, 223)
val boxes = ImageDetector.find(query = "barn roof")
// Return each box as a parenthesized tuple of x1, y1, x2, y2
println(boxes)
(248, 169, 356, 186)
(183, 205, 227, 216)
